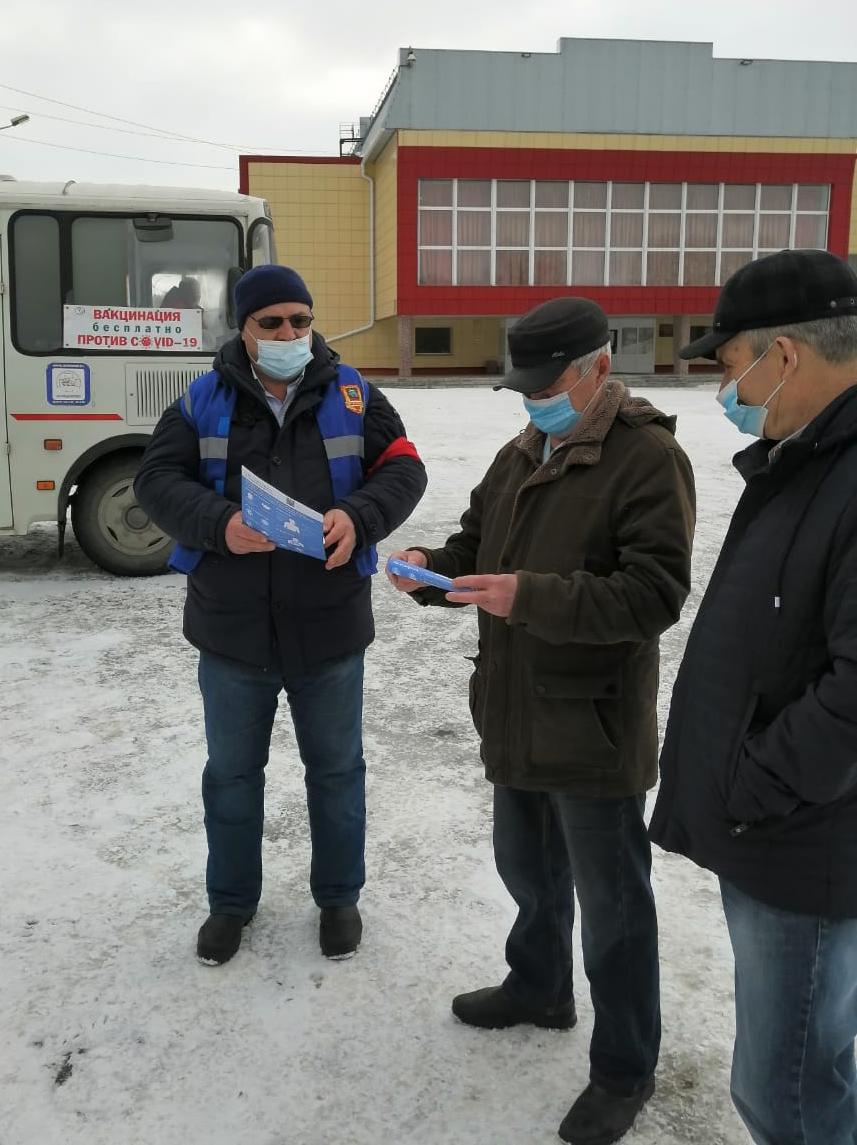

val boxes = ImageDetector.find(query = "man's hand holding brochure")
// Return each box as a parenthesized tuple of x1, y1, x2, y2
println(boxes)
(240, 467, 356, 569)
(385, 550, 516, 615)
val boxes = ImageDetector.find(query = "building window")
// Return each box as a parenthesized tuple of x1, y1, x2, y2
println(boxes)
(417, 180, 830, 288)
(414, 326, 452, 355)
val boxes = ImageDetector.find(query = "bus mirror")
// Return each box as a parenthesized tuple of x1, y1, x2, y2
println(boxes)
(226, 266, 243, 328)
(133, 215, 174, 242)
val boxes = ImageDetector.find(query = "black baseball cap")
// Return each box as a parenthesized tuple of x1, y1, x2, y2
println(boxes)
(496, 297, 611, 395)
(681, 248, 857, 360)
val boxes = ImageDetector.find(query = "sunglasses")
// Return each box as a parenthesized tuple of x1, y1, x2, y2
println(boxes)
(251, 313, 314, 331)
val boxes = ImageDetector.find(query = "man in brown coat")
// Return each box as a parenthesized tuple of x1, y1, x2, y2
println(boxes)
(388, 297, 695, 1145)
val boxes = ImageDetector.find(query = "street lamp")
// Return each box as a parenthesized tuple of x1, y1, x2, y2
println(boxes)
(0, 115, 30, 131)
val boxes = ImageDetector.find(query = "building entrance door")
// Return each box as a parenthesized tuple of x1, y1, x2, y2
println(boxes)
(608, 318, 655, 373)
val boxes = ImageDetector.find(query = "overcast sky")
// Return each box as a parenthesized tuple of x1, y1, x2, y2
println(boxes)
(1, 0, 857, 192)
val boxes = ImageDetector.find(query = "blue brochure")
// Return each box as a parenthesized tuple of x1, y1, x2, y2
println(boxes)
(386, 556, 472, 592)
(241, 467, 326, 560)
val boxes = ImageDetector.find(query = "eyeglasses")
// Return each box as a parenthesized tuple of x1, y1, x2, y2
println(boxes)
(251, 313, 314, 331)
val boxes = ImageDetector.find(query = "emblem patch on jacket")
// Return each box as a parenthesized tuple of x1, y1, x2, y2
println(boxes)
(340, 383, 364, 415)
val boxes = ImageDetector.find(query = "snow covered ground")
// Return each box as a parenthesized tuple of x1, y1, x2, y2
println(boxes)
(0, 386, 751, 1145)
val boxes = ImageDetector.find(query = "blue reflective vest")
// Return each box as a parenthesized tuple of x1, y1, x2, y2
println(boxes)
(169, 365, 378, 578)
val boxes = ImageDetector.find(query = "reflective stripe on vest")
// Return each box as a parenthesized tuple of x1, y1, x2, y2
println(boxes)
(324, 435, 364, 461)
(169, 366, 377, 577)
(199, 437, 229, 461)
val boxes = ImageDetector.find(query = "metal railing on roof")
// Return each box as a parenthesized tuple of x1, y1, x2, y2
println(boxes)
(339, 123, 362, 157)
(338, 63, 400, 157)
(368, 65, 399, 125)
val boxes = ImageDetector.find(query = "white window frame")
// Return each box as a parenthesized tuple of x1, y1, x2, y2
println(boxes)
(416, 180, 831, 288)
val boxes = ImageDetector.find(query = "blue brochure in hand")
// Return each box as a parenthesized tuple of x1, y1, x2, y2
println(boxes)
(241, 467, 326, 560)
(386, 557, 472, 592)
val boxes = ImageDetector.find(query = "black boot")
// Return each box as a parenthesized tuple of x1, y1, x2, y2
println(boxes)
(319, 905, 362, 958)
(196, 913, 253, 966)
(452, 985, 577, 1030)
(558, 1079, 655, 1145)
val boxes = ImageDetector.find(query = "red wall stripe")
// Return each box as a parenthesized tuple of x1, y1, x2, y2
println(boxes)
(396, 145, 857, 316)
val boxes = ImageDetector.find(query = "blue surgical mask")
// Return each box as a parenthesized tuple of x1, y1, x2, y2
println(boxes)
(522, 368, 592, 436)
(254, 333, 313, 381)
(717, 342, 788, 437)
(523, 391, 580, 435)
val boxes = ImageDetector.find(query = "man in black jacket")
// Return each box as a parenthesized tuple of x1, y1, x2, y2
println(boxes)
(135, 265, 426, 966)
(650, 249, 857, 1145)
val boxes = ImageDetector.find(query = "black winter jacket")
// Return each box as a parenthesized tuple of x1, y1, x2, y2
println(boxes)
(134, 332, 427, 674)
(649, 385, 857, 918)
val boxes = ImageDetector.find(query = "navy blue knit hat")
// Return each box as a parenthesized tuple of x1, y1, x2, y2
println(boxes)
(234, 265, 313, 329)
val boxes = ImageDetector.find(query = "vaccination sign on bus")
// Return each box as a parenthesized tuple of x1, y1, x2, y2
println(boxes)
(62, 305, 204, 352)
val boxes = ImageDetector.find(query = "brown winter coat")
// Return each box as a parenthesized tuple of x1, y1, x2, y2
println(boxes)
(414, 381, 696, 797)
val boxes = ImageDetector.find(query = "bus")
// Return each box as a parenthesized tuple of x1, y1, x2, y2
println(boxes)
(0, 177, 275, 575)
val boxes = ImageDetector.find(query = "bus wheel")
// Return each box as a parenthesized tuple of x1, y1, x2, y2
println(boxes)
(71, 455, 172, 576)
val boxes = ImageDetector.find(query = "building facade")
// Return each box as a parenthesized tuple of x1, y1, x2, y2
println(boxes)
(240, 39, 857, 375)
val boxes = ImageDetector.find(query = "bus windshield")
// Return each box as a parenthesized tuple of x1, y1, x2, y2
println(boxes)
(11, 212, 244, 353)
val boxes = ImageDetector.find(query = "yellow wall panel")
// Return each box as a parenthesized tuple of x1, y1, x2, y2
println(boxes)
(329, 317, 505, 374)
(328, 318, 399, 369)
(414, 317, 505, 371)
(246, 161, 373, 340)
(396, 129, 857, 155)
(372, 138, 399, 321)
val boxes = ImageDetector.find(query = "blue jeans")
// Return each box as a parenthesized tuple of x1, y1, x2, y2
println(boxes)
(198, 649, 366, 917)
(721, 879, 857, 1145)
(493, 787, 660, 1094)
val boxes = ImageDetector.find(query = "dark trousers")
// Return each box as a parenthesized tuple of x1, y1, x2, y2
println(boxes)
(198, 649, 366, 917)
(493, 786, 660, 1093)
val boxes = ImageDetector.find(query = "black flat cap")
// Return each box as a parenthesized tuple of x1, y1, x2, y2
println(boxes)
(681, 248, 857, 360)
(496, 297, 610, 395)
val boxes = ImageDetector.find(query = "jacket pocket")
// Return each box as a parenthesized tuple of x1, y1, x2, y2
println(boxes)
(530, 671, 623, 774)
(722, 692, 760, 804)
(465, 650, 484, 736)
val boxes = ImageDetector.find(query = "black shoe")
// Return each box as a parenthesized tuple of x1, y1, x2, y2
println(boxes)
(196, 913, 253, 966)
(319, 905, 362, 959)
(558, 1079, 655, 1145)
(451, 985, 577, 1030)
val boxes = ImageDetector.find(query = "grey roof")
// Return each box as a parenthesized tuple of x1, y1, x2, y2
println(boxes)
(360, 39, 857, 159)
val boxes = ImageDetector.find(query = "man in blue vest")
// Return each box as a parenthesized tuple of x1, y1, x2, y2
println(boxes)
(135, 265, 427, 965)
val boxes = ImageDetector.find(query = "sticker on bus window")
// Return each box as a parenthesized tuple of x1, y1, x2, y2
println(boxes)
(62, 304, 203, 352)
(46, 363, 91, 406)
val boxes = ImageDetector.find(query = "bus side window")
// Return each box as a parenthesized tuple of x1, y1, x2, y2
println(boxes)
(249, 217, 275, 267)
(11, 214, 63, 353)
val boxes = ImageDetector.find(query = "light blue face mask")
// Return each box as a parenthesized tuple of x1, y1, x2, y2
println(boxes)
(717, 342, 788, 437)
(522, 369, 592, 436)
(254, 333, 313, 382)
(523, 390, 580, 435)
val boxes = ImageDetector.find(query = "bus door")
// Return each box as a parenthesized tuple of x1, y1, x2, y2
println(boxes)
(0, 235, 13, 527)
